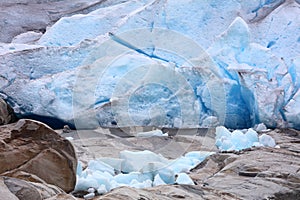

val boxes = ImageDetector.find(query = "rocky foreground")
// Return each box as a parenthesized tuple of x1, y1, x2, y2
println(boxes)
(61, 127, 300, 200)
(0, 100, 299, 200)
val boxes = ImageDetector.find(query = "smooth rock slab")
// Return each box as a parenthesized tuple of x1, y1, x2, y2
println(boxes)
(0, 119, 77, 192)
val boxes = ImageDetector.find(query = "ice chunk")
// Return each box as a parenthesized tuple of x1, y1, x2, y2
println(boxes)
(255, 123, 267, 132)
(75, 149, 215, 192)
(168, 151, 215, 173)
(114, 172, 150, 185)
(88, 160, 115, 175)
(92, 171, 113, 191)
(157, 167, 175, 185)
(87, 187, 95, 193)
(175, 173, 195, 185)
(139, 161, 175, 184)
(77, 161, 83, 177)
(215, 126, 263, 151)
(153, 174, 167, 186)
(244, 128, 259, 144)
(231, 130, 251, 150)
(184, 151, 215, 163)
(219, 138, 234, 151)
(120, 150, 168, 173)
(97, 185, 108, 195)
(75, 175, 99, 191)
(129, 179, 152, 189)
(168, 157, 193, 174)
(215, 126, 231, 140)
(98, 157, 124, 172)
(83, 192, 95, 199)
(65, 136, 74, 140)
(215, 126, 277, 151)
(253, 142, 264, 147)
(259, 134, 276, 147)
(137, 129, 168, 137)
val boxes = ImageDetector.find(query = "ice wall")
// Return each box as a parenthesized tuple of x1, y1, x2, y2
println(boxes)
(0, 0, 299, 129)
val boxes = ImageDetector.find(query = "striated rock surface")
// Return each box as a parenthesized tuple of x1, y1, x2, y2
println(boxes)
(0, 98, 16, 125)
(0, 119, 77, 192)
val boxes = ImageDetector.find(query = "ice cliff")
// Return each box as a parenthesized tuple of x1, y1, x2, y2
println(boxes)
(0, 0, 299, 129)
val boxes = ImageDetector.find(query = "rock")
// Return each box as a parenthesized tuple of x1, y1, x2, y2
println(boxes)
(0, 0, 124, 43)
(1, 176, 64, 200)
(69, 128, 217, 166)
(0, 119, 77, 192)
(95, 184, 236, 200)
(12, 31, 43, 45)
(45, 194, 78, 200)
(190, 129, 300, 199)
(0, 176, 19, 200)
(0, 98, 16, 125)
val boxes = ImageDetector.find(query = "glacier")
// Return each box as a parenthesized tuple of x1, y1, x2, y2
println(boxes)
(0, 0, 299, 130)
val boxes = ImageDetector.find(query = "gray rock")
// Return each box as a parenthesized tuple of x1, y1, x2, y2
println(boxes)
(0, 0, 124, 43)
(0, 176, 19, 200)
(12, 31, 43, 44)
(3, 176, 63, 200)
(0, 177, 64, 200)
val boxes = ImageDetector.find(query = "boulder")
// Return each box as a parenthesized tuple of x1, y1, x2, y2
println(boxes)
(0, 98, 16, 125)
(0, 119, 77, 192)
(1, 176, 64, 200)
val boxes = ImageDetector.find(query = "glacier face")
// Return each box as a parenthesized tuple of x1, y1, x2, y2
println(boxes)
(0, 0, 299, 129)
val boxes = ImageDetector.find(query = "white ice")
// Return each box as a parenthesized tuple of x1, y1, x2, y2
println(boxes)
(136, 130, 168, 138)
(215, 125, 276, 151)
(175, 173, 195, 185)
(75, 149, 213, 194)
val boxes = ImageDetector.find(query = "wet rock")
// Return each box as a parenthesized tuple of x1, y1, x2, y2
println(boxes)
(0, 119, 77, 192)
